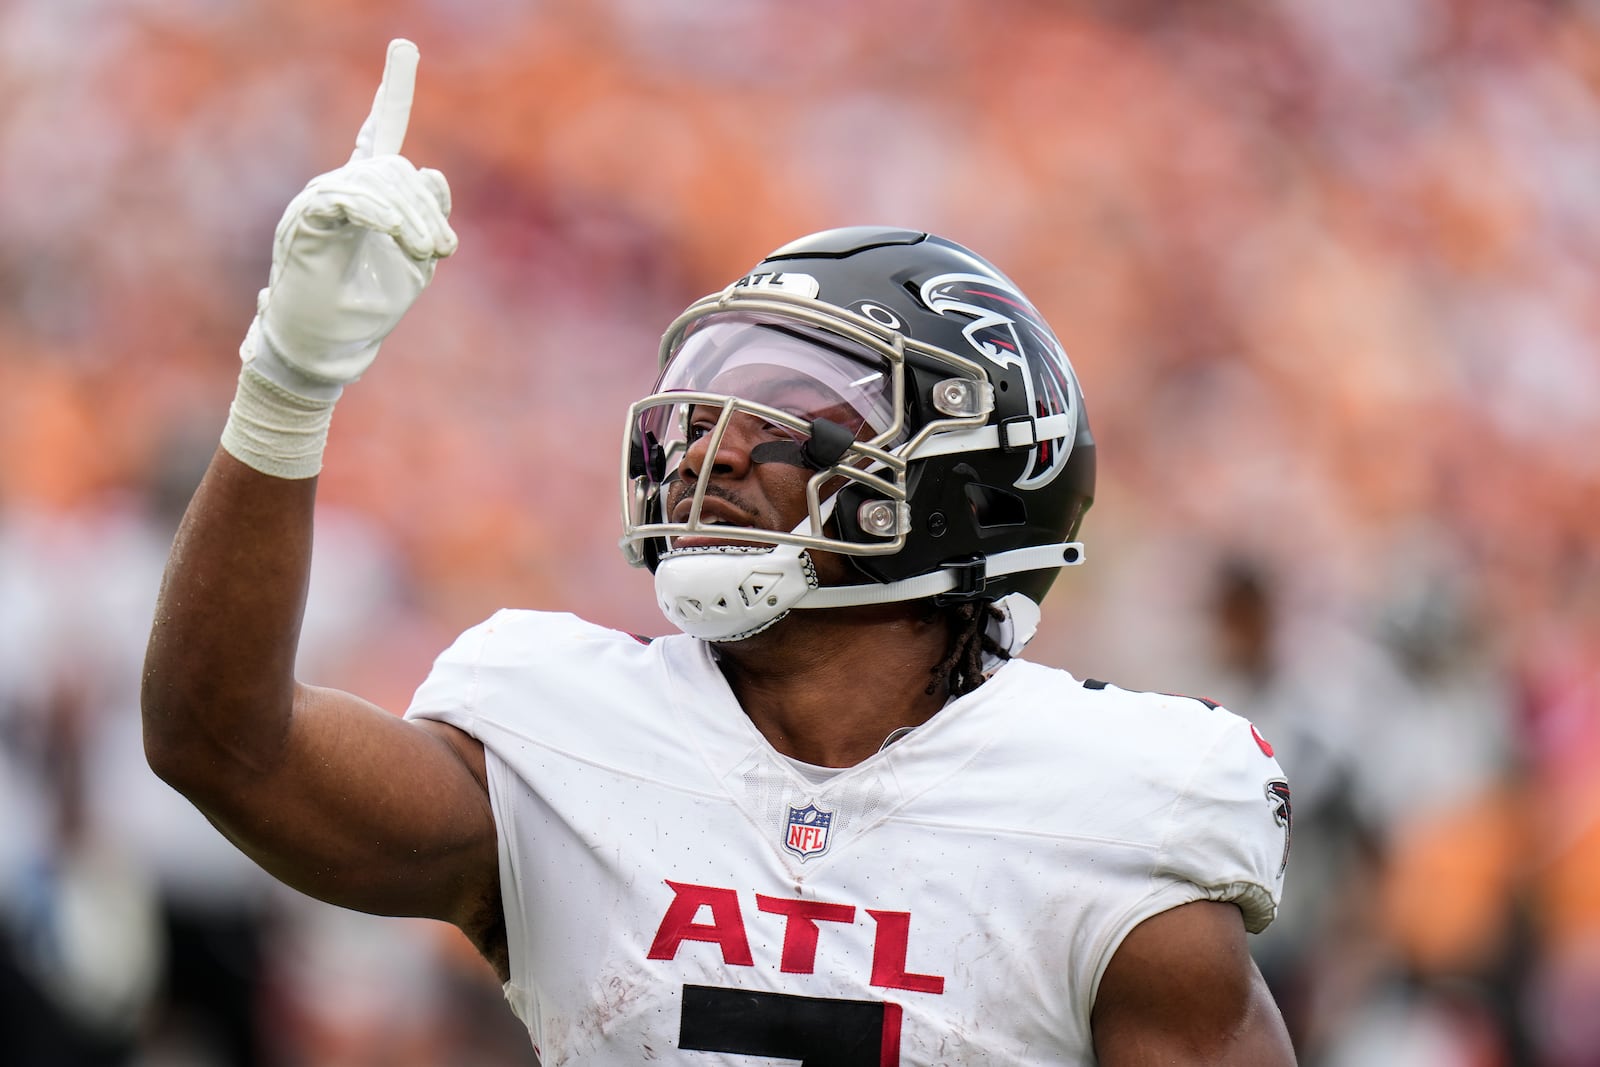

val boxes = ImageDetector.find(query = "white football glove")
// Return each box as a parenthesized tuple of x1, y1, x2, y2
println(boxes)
(242, 38, 457, 399)
(223, 39, 457, 478)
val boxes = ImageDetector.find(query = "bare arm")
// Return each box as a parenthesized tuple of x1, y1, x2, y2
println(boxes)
(141, 451, 503, 961)
(1092, 900, 1297, 1066)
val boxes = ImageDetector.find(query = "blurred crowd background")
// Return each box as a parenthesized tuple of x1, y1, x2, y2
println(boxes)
(1, 0, 1597, 1064)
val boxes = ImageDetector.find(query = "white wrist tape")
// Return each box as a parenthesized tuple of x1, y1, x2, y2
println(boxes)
(220, 363, 337, 479)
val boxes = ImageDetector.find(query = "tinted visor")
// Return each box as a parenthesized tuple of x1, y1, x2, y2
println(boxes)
(638, 314, 901, 485)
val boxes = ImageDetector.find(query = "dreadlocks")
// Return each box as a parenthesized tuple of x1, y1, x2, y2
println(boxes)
(926, 600, 1010, 698)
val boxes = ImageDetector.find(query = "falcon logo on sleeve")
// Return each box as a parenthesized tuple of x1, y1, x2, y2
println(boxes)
(1264, 778, 1292, 876)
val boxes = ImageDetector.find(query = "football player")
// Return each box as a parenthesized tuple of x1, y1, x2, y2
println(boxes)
(143, 40, 1297, 1064)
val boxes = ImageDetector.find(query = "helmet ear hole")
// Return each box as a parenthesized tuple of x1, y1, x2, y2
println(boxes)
(965, 483, 1026, 529)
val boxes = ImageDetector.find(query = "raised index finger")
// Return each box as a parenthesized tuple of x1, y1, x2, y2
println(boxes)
(352, 39, 419, 159)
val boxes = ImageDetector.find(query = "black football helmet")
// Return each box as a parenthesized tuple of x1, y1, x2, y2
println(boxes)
(621, 226, 1095, 641)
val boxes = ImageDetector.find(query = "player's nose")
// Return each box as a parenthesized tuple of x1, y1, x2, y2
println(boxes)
(680, 412, 761, 483)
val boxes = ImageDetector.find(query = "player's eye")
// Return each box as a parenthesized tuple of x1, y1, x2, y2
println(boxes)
(685, 409, 717, 443)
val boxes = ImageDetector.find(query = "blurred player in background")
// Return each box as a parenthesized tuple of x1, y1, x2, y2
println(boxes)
(142, 40, 1296, 1064)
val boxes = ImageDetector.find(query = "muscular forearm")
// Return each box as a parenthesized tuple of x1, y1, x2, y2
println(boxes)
(141, 450, 316, 788)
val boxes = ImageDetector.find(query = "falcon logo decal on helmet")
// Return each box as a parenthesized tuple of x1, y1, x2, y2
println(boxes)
(920, 273, 1081, 490)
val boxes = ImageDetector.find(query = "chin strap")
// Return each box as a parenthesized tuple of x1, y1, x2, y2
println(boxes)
(907, 412, 1077, 461)
(794, 541, 1084, 610)
(654, 488, 1084, 642)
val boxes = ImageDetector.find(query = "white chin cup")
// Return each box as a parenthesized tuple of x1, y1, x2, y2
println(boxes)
(654, 543, 818, 642)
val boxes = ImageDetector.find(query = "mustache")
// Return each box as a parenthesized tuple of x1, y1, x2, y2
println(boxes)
(664, 479, 761, 520)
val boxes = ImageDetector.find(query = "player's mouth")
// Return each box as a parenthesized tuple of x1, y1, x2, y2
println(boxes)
(668, 498, 767, 550)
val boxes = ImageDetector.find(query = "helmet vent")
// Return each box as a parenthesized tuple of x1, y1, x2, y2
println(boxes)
(740, 571, 783, 606)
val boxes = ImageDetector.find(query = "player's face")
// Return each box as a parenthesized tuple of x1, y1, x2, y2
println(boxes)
(663, 368, 867, 583)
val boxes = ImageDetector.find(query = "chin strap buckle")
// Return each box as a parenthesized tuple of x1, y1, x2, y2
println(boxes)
(934, 555, 990, 605)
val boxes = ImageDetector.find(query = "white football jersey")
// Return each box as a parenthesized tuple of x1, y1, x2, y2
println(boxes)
(406, 610, 1290, 1065)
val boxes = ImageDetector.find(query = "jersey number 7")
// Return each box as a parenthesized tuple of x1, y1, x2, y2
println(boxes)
(679, 984, 903, 1065)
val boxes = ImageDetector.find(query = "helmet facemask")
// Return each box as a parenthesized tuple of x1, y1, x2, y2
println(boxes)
(631, 312, 910, 558)
(620, 296, 993, 640)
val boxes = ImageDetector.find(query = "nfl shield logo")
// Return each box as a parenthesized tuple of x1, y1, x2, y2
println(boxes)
(784, 803, 833, 861)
